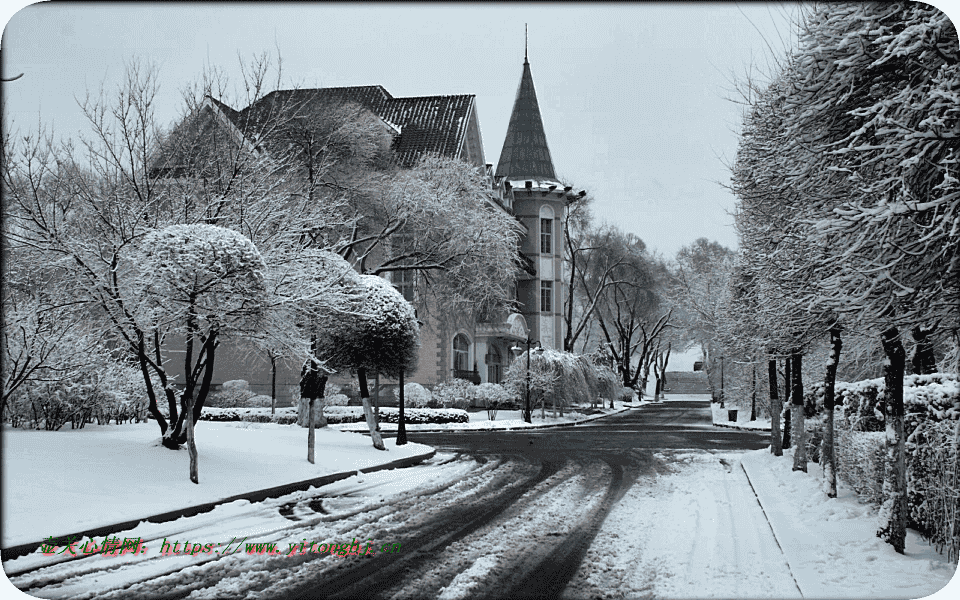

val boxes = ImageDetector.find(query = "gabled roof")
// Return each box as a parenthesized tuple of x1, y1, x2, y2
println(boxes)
(229, 86, 476, 168)
(495, 57, 558, 182)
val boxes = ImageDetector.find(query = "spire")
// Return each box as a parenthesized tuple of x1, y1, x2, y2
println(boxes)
(524, 23, 528, 64)
(495, 41, 557, 182)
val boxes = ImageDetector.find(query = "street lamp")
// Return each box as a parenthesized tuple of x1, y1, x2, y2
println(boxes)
(511, 337, 540, 424)
(720, 355, 725, 408)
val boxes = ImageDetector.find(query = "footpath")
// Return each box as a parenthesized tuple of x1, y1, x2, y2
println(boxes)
(739, 448, 956, 599)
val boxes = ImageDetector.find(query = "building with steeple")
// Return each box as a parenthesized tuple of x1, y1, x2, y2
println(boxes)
(154, 46, 582, 400)
(493, 50, 582, 351)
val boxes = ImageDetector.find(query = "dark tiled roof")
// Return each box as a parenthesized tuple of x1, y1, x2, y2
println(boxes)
(495, 59, 557, 182)
(230, 86, 474, 167)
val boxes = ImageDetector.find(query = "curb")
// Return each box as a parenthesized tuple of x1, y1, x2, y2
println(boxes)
(1, 448, 436, 563)
(334, 404, 640, 434)
(739, 458, 804, 598)
(713, 421, 772, 432)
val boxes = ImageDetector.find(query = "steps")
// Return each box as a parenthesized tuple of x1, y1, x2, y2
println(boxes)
(662, 371, 710, 395)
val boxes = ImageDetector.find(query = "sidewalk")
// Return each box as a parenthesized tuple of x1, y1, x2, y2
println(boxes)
(712, 401, 772, 431)
(739, 448, 956, 599)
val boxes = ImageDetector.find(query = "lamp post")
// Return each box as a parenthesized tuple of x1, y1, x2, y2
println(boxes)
(720, 355, 725, 408)
(511, 337, 539, 424)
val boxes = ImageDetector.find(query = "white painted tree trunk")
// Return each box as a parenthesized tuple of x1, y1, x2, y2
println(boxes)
(297, 396, 326, 428)
(185, 397, 198, 484)
(791, 405, 807, 472)
(307, 396, 315, 464)
(877, 326, 907, 553)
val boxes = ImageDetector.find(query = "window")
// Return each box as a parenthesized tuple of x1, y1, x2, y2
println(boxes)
(393, 269, 415, 302)
(540, 280, 553, 313)
(390, 232, 416, 302)
(540, 218, 552, 254)
(486, 345, 502, 384)
(453, 334, 470, 372)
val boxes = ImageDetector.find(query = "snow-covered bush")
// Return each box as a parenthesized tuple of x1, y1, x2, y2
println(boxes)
(474, 382, 513, 406)
(907, 420, 960, 562)
(319, 406, 469, 425)
(208, 380, 257, 408)
(398, 383, 432, 408)
(829, 374, 960, 559)
(324, 393, 350, 408)
(504, 349, 619, 412)
(474, 382, 514, 419)
(432, 379, 473, 409)
(198, 407, 298, 425)
(378, 407, 468, 424)
(835, 425, 887, 506)
(6, 338, 152, 430)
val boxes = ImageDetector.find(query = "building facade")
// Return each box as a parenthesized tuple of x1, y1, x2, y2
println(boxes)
(161, 54, 580, 399)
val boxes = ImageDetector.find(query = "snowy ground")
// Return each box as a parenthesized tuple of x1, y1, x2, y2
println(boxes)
(1, 421, 432, 548)
(742, 448, 956, 599)
(330, 399, 643, 432)
(711, 400, 772, 430)
(567, 448, 957, 599)
(5, 399, 957, 599)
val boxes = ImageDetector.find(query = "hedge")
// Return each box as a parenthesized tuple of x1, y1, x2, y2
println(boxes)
(806, 373, 960, 561)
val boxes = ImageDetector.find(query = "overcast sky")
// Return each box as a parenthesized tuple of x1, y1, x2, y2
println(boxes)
(3, 2, 958, 258)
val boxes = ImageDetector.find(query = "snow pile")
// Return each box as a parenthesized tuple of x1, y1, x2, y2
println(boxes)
(741, 448, 957, 599)
(1, 421, 433, 549)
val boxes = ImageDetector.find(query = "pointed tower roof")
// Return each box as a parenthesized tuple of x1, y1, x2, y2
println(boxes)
(495, 54, 558, 182)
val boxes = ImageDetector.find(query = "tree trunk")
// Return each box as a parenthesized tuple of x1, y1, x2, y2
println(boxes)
(136, 334, 168, 434)
(373, 372, 380, 429)
(877, 326, 907, 553)
(307, 395, 315, 464)
(768, 359, 782, 456)
(822, 325, 842, 498)
(397, 370, 407, 445)
(782, 357, 792, 449)
(911, 326, 937, 375)
(791, 352, 807, 472)
(357, 367, 385, 450)
(185, 395, 198, 484)
(750, 364, 757, 421)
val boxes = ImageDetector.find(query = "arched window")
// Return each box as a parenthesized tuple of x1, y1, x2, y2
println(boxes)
(453, 334, 470, 373)
(486, 345, 502, 384)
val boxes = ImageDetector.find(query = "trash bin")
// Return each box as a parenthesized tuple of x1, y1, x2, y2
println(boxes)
(728, 409, 738, 422)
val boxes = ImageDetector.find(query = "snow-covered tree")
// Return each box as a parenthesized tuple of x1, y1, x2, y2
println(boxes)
(671, 238, 736, 399)
(127, 224, 268, 482)
(577, 228, 672, 391)
(338, 153, 524, 323)
(314, 274, 420, 450)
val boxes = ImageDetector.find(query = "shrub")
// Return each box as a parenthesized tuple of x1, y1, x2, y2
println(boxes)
(398, 383, 432, 408)
(835, 425, 886, 506)
(199, 407, 298, 425)
(504, 349, 619, 411)
(907, 420, 960, 562)
(474, 382, 514, 419)
(433, 379, 473, 410)
(209, 380, 257, 408)
(324, 393, 350, 408)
